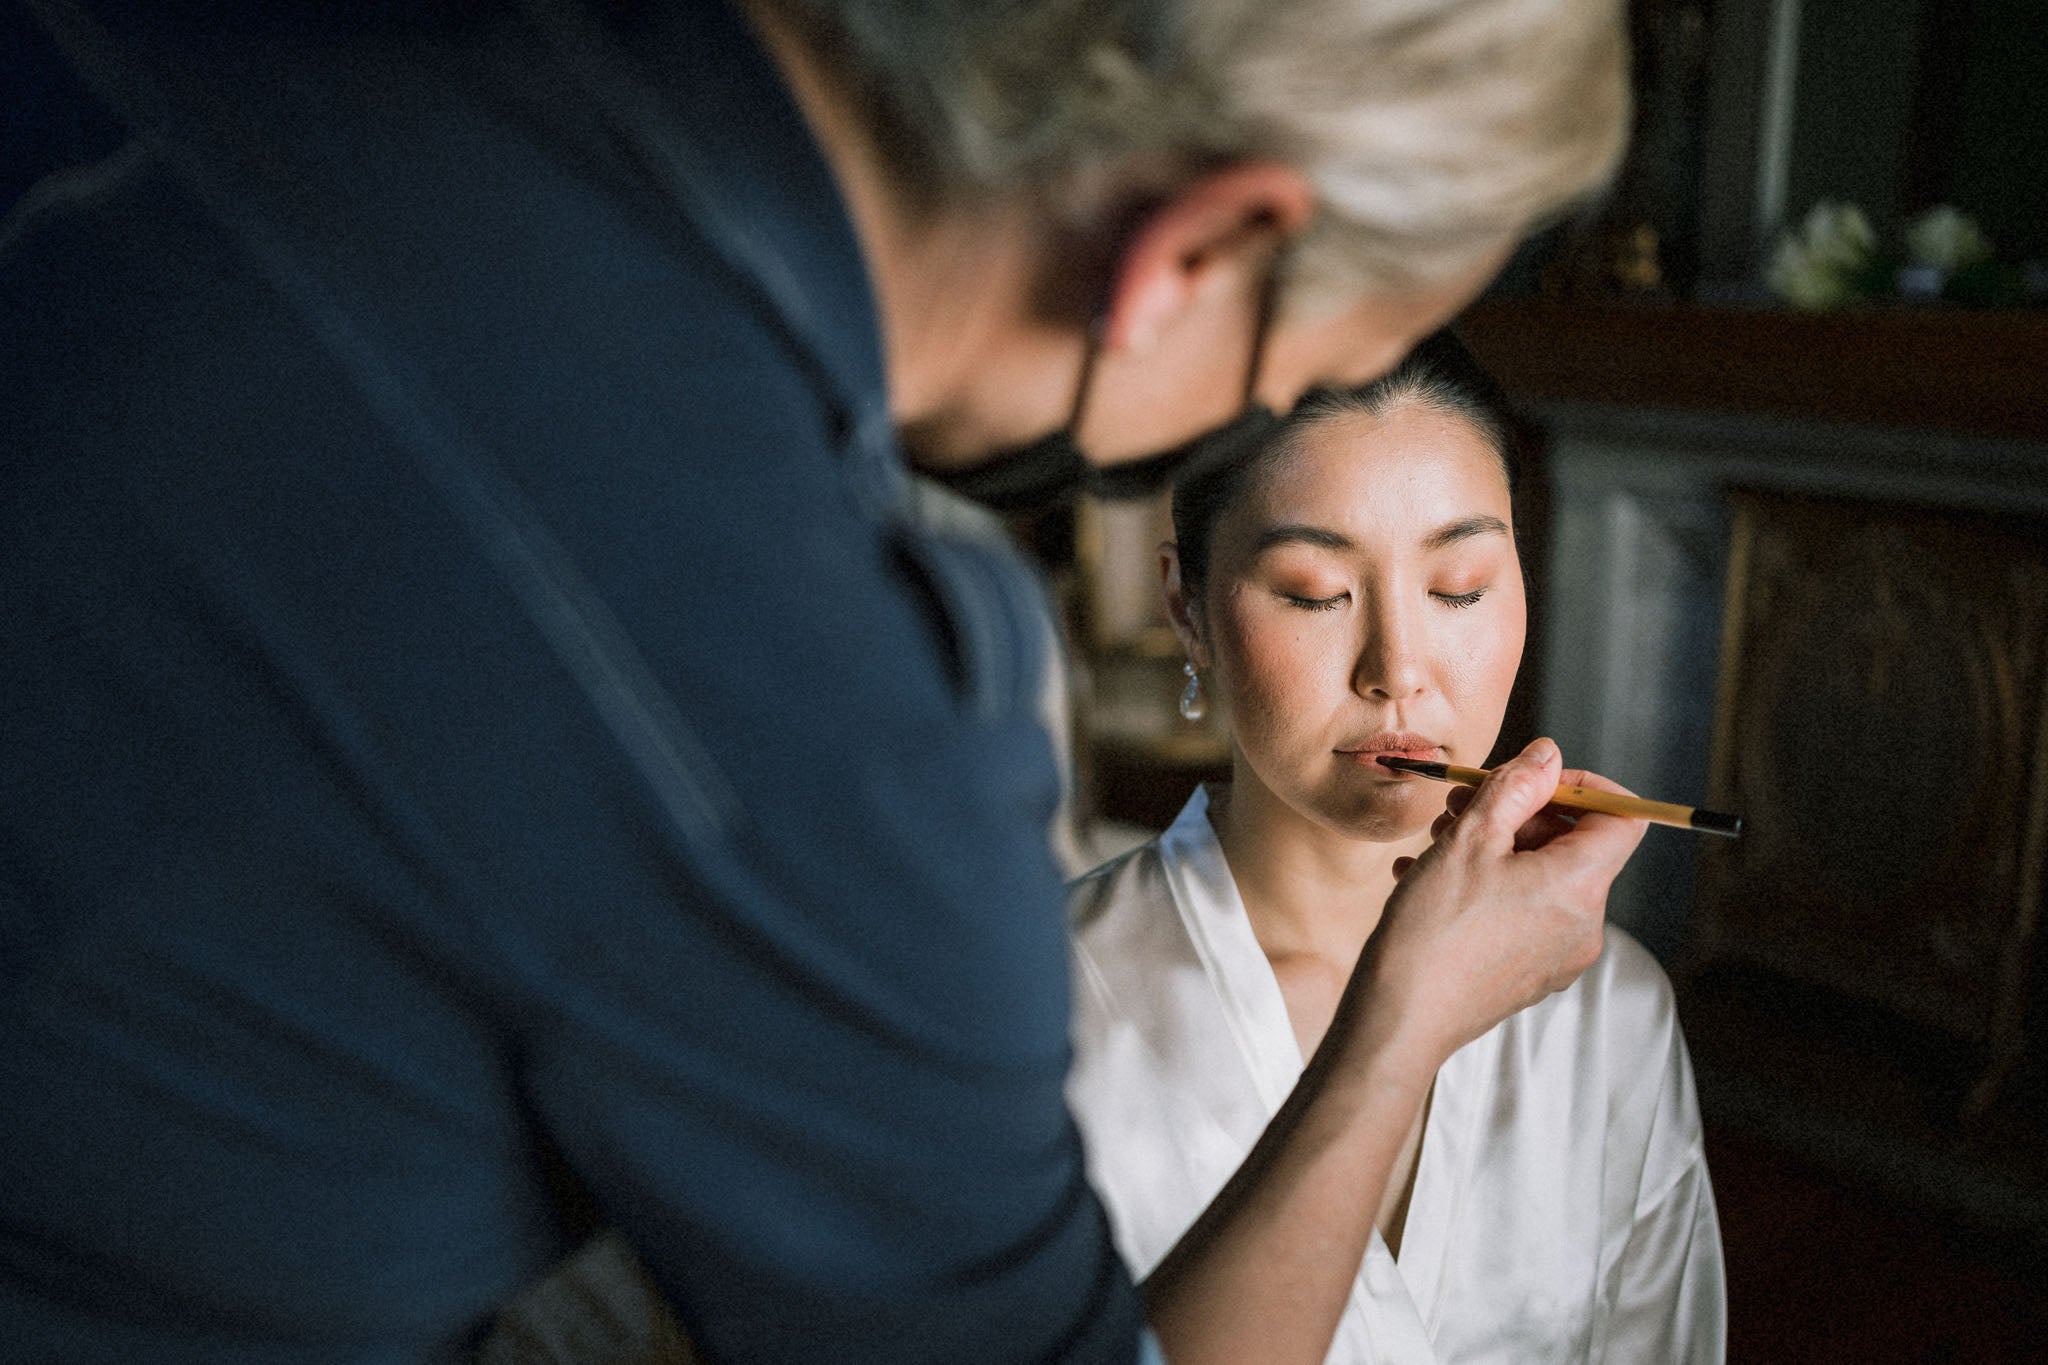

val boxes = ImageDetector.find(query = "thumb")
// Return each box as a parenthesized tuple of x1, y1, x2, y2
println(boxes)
(1456, 737, 1562, 853)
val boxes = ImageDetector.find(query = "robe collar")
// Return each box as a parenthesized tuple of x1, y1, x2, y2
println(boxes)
(1154, 785, 1507, 1334)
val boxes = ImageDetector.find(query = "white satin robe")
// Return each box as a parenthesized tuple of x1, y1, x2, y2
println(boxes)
(1066, 788, 1726, 1363)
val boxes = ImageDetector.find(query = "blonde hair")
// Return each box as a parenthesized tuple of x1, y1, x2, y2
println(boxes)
(763, 0, 1630, 305)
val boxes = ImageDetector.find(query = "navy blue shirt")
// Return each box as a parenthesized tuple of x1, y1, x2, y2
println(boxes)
(0, 3, 1141, 1359)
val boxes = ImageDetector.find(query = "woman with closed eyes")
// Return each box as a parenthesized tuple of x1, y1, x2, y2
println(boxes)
(1065, 332, 1726, 1363)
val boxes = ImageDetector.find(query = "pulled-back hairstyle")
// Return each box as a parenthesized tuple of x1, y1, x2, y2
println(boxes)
(1170, 328, 1518, 593)
(758, 0, 1628, 304)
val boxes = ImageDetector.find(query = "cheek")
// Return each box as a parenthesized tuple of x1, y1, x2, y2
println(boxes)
(1441, 595, 1526, 735)
(1212, 605, 1333, 734)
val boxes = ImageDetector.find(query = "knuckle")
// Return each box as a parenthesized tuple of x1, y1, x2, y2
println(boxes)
(1491, 764, 1552, 809)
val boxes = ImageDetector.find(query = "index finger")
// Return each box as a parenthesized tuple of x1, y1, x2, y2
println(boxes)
(1511, 770, 1631, 853)
(1556, 768, 1637, 798)
(1445, 767, 1621, 828)
(1528, 770, 1649, 868)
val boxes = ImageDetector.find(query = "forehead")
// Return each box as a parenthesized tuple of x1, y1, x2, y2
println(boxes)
(1240, 400, 1512, 538)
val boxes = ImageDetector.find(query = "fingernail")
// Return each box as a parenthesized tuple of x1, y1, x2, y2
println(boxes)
(1527, 737, 1559, 765)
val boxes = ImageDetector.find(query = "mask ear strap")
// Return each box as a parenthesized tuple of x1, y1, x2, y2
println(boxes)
(1242, 245, 1288, 406)
(1065, 313, 1107, 433)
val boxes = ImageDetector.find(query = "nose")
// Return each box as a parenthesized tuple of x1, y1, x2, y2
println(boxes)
(1353, 590, 1428, 701)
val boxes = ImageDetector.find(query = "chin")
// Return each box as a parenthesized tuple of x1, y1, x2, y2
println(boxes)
(1317, 782, 1439, 844)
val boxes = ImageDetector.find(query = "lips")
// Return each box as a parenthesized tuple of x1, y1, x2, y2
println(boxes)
(1335, 732, 1443, 771)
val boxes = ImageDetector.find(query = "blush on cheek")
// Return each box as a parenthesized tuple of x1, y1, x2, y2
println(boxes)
(1447, 611, 1525, 759)
(1213, 602, 1315, 717)
(1220, 664, 1289, 738)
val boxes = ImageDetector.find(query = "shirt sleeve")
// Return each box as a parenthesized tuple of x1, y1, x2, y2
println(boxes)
(496, 484, 1145, 1362)
(1597, 978, 1728, 1364)
(1600, 1146, 1728, 1363)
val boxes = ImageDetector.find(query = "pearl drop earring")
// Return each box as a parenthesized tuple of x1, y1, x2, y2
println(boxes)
(1178, 662, 1206, 722)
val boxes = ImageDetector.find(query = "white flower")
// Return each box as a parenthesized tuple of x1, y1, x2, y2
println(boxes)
(1904, 205, 1991, 272)
(1766, 202, 1877, 310)
(1767, 238, 1849, 309)
(1802, 202, 1877, 269)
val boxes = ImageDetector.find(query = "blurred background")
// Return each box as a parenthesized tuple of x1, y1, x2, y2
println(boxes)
(8, 2, 2046, 1360)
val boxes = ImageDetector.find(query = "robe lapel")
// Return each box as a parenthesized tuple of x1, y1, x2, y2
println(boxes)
(1158, 788, 1304, 1113)
(1391, 1026, 1503, 1339)
(1160, 790, 1454, 1363)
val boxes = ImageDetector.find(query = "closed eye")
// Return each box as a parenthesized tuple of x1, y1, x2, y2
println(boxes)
(1433, 589, 1487, 609)
(1284, 593, 1349, 612)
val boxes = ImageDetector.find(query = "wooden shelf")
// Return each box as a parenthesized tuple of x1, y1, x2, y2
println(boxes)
(1459, 299, 2048, 441)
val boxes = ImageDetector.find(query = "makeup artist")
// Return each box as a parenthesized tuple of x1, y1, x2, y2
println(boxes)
(2, 2, 1637, 1361)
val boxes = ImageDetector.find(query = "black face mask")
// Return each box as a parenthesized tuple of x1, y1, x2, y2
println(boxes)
(929, 255, 1285, 514)
(928, 399, 1285, 513)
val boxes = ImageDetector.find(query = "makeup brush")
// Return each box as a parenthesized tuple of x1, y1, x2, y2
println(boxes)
(1375, 756, 1744, 838)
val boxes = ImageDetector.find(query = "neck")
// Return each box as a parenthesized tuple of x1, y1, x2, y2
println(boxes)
(1208, 773, 1430, 970)
(741, 2, 1079, 464)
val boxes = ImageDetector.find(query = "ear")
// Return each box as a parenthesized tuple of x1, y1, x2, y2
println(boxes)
(1102, 162, 1316, 354)
(1159, 541, 1210, 668)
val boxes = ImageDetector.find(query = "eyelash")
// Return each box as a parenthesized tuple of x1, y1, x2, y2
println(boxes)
(1282, 589, 1488, 612)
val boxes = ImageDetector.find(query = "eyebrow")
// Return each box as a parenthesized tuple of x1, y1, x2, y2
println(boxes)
(1251, 514, 1510, 557)
(1421, 514, 1511, 551)
(1251, 524, 1354, 554)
